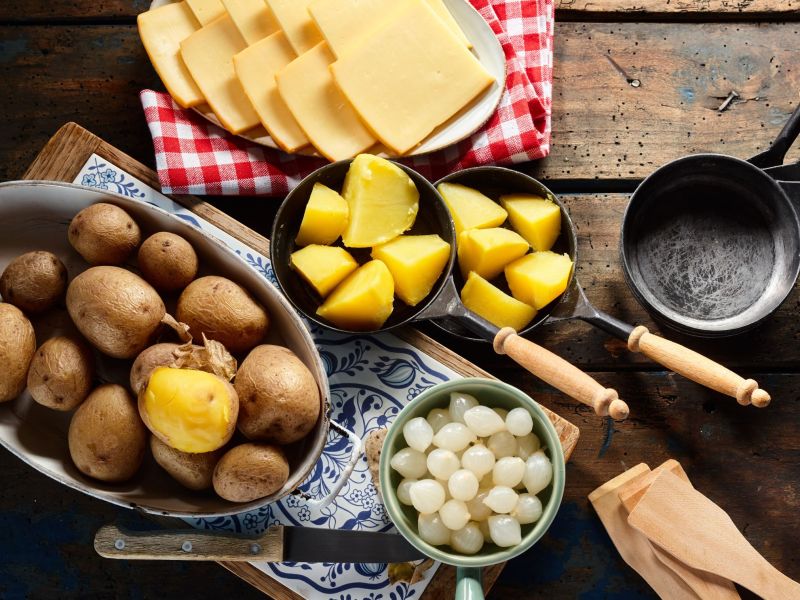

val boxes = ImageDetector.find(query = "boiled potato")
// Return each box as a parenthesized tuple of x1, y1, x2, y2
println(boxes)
(505, 251, 573, 310)
(137, 232, 199, 293)
(461, 272, 537, 331)
(130, 343, 180, 395)
(437, 183, 507, 236)
(0, 303, 36, 402)
(235, 345, 321, 444)
(0, 251, 68, 314)
(457, 228, 529, 280)
(213, 443, 289, 502)
(66, 266, 166, 359)
(176, 276, 269, 354)
(371, 234, 451, 307)
(27, 336, 94, 410)
(500, 195, 561, 252)
(295, 183, 349, 246)
(68, 203, 142, 265)
(139, 367, 238, 453)
(150, 435, 221, 491)
(316, 260, 394, 330)
(68, 384, 147, 482)
(290, 245, 358, 298)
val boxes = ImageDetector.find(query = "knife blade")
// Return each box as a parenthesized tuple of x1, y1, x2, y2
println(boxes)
(94, 524, 426, 563)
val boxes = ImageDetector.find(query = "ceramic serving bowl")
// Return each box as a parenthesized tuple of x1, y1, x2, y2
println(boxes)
(379, 378, 566, 599)
(0, 181, 331, 518)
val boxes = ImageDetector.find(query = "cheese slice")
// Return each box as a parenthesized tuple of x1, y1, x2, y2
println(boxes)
(186, 0, 226, 24)
(425, 0, 471, 48)
(264, 0, 323, 54)
(138, 3, 204, 108)
(222, 0, 279, 45)
(276, 42, 375, 161)
(309, 0, 407, 58)
(331, 0, 494, 155)
(180, 15, 260, 134)
(234, 32, 309, 152)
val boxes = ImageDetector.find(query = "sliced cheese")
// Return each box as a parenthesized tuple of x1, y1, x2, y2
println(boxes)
(186, 0, 226, 24)
(138, 2, 204, 108)
(264, 0, 323, 54)
(331, 0, 494, 155)
(276, 42, 376, 161)
(309, 0, 407, 58)
(222, 0, 279, 45)
(234, 32, 310, 152)
(180, 15, 260, 134)
(425, 0, 472, 48)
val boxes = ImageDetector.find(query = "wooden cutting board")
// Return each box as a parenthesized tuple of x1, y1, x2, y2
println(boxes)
(21, 122, 580, 600)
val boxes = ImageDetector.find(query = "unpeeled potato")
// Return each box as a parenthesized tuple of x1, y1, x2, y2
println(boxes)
(68, 203, 141, 265)
(0, 303, 36, 402)
(137, 232, 199, 293)
(130, 343, 180, 396)
(150, 435, 221, 491)
(0, 251, 68, 314)
(212, 443, 289, 502)
(27, 336, 94, 410)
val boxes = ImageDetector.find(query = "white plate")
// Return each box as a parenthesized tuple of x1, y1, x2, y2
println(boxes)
(149, 0, 506, 158)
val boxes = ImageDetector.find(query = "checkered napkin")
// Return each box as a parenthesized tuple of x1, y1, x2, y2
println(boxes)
(141, 0, 554, 196)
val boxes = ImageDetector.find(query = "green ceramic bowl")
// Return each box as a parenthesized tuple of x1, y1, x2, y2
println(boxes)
(379, 378, 566, 600)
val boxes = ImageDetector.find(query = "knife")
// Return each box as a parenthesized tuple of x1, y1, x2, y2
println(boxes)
(94, 524, 426, 563)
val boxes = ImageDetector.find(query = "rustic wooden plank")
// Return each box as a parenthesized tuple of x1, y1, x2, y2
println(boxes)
(0, 1, 150, 21)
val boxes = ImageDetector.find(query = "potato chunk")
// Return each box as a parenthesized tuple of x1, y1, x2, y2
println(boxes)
(457, 227, 529, 280)
(317, 260, 394, 330)
(505, 251, 573, 310)
(295, 183, 349, 246)
(437, 183, 507, 236)
(500, 194, 561, 251)
(371, 234, 451, 307)
(291, 245, 358, 298)
(341, 154, 419, 248)
(460, 272, 537, 331)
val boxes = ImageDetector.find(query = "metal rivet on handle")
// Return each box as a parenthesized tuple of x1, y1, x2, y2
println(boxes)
(250, 543, 261, 555)
(114, 539, 125, 550)
(182, 541, 193, 553)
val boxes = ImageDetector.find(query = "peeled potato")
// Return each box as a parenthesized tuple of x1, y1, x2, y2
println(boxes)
(150, 435, 221, 491)
(213, 443, 289, 502)
(68, 384, 147, 482)
(27, 336, 94, 410)
(235, 345, 321, 444)
(0, 303, 36, 402)
(0, 251, 68, 314)
(137, 232, 199, 293)
(68, 203, 142, 265)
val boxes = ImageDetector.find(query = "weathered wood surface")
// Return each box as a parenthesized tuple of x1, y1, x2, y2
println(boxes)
(2, 23, 798, 186)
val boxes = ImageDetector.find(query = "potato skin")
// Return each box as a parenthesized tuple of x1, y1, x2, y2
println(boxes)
(0, 251, 68, 314)
(150, 435, 220, 491)
(68, 384, 147, 482)
(130, 343, 180, 396)
(213, 443, 289, 502)
(235, 345, 321, 445)
(68, 203, 142, 265)
(176, 276, 269, 354)
(66, 266, 166, 359)
(137, 232, 199, 293)
(27, 336, 94, 410)
(0, 303, 36, 402)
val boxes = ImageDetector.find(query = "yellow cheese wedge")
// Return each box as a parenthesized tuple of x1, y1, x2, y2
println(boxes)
(264, 0, 323, 54)
(233, 32, 309, 152)
(330, 0, 495, 155)
(222, 0, 279, 45)
(180, 15, 260, 134)
(500, 194, 562, 251)
(295, 182, 349, 246)
(137, 2, 204, 108)
(291, 245, 358, 297)
(371, 234, 451, 307)
(277, 43, 376, 161)
(424, 0, 472, 48)
(317, 260, 395, 330)
(457, 227, 529, 280)
(461, 272, 537, 332)
(186, 0, 226, 24)
(505, 251, 574, 310)
(309, 0, 406, 58)
(437, 182, 508, 236)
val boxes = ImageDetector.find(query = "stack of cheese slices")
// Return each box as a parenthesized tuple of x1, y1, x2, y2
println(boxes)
(139, 0, 497, 161)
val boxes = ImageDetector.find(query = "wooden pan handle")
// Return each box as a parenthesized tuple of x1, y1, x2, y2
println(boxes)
(494, 328, 629, 420)
(628, 326, 770, 407)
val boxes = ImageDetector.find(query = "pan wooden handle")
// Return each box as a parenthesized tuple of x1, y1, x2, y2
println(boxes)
(627, 326, 770, 407)
(494, 328, 629, 420)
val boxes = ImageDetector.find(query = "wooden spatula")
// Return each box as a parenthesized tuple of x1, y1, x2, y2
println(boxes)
(628, 470, 800, 600)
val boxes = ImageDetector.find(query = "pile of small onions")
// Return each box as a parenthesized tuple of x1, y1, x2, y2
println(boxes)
(390, 392, 553, 554)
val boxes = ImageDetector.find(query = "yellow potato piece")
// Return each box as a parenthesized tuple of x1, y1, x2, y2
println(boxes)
(317, 260, 394, 330)
(505, 251, 574, 310)
(295, 183, 349, 246)
(500, 194, 562, 251)
(458, 227, 529, 280)
(460, 272, 537, 332)
(371, 234, 451, 307)
(291, 245, 358, 298)
(437, 182, 507, 236)
(341, 154, 419, 248)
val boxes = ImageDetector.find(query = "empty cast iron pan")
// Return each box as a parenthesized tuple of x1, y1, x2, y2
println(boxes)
(622, 103, 800, 341)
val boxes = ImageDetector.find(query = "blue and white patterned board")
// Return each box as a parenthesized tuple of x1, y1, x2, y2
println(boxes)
(74, 155, 458, 600)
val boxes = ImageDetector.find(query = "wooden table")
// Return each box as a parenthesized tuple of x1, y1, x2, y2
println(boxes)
(1, 1, 799, 598)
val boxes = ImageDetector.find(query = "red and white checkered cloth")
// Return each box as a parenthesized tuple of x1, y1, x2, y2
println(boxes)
(141, 0, 554, 196)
